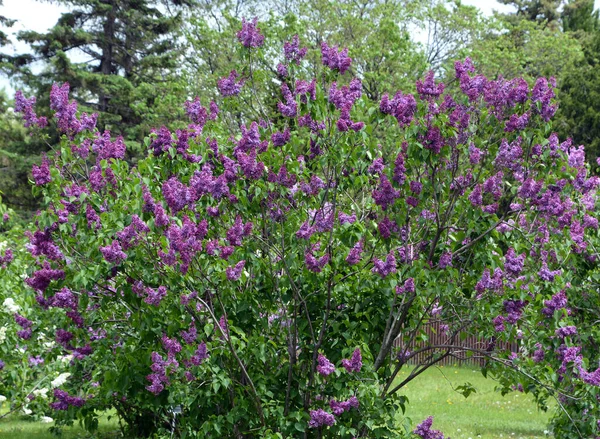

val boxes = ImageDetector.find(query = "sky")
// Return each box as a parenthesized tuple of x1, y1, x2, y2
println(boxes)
(0, 0, 599, 95)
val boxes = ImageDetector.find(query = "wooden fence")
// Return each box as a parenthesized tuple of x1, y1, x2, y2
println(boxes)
(392, 320, 519, 367)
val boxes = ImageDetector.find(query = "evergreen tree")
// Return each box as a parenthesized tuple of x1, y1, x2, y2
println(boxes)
(11, 0, 193, 142)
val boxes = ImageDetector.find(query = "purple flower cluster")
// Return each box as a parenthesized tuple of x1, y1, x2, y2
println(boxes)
(15, 313, 33, 339)
(341, 348, 362, 373)
(218, 70, 245, 97)
(372, 250, 397, 278)
(531, 77, 557, 121)
(308, 408, 336, 428)
(504, 248, 525, 276)
(100, 240, 127, 264)
(0, 248, 13, 268)
(26, 228, 63, 260)
(14, 90, 47, 128)
(555, 326, 577, 339)
(237, 17, 264, 48)
(346, 240, 364, 265)
(396, 278, 415, 295)
(116, 215, 149, 250)
(50, 389, 85, 410)
(32, 155, 52, 186)
(226, 260, 245, 281)
(380, 91, 417, 127)
(317, 353, 335, 377)
(284, 35, 307, 64)
(190, 342, 209, 366)
(144, 286, 168, 307)
(416, 71, 445, 100)
(305, 243, 329, 273)
(271, 128, 290, 147)
(372, 175, 400, 210)
(146, 351, 178, 395)
(413, 416, 446, 439)
(330, 396, 359, 415)
(475, 268, 504, 295)
(278, 84, 297, 117)
(92, 130, 125, 161)
(50, 82, 97, 136)
(320, 42, 352, 74)
(184, 97, 218, 129)
(25, 263, 65, 292)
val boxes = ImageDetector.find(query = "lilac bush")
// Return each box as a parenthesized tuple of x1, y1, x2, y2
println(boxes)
(2, 17, 600, 439)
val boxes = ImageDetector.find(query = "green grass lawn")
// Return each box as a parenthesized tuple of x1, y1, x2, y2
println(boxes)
(1, 366, 554, 438)
(398, 365, 553, 439)
(0, 408, 120, 439)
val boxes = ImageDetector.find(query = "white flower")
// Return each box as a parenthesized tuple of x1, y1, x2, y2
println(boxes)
(3, 298, 20, 313)
(57, 355, 73, 365)
(23, 406, 32, 415)
(0, 395, 6, 403)
(51, 372, 71, 388)
(40, 416, 54, 423)
(33, 388, 49, 399)
(0, 326, 7, 343)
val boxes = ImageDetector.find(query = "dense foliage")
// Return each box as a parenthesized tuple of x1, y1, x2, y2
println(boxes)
(2, 17, 600, 439)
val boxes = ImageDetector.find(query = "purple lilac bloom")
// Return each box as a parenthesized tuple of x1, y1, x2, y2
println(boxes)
(50, 389, 85, 411)
(378, 216, 398, 239)
(531, 77, 557, 121)
(416, 71, 445, 100)
(438, 252, 453, 269)
(14, 90, 47, 128)
(317, 353, 335, 377)
(338, 211, 356, 225)
(542, 290, 568, 317)
(341, 348, 362, 373)
(504, 248, 525, 276)
(162, 177, 193, 213)
(305, 246, 329, 273)
(505, 112, 530, 132)
(469, 144, 483, 164)
(346, 240, 364, 265)
(25, 263, 65, 292)
(372, 175, 400, 210)
(413, 416, 446, 439)
(226, 260, 245, 281)
(372, 250, 397, 278)
(162, 335, 182, 355)
(320, 42, 352, 74)
(237, 17, 264, 48)
(92, 130, 126, 161)
(469, 184, 483, 206)
(330, 396, 359, 415)
(393, 151, 407, 185)
(379, 91, 417, 127)
(532, 343, 545, 363)
(144, 286, 168, 306)
(100, 240, 127, 264)
(190, 342, 209, 365)
(555, 326, 577, 338)
(271, 128, 290, 147)
(276, 63, 288, 77)
(308, 409, 336, 428)
(32, 155, 52, 186)
(284, 35, 307, 64)
(26, 228, 63, 260)
(278, 83, 297, 117)
(218, 70, 245, 97)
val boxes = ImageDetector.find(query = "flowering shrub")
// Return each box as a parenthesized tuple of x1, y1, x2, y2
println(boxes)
(3, 18, 600, 439)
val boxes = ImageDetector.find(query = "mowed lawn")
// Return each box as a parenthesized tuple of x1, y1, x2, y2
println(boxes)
(398, 365, 553, 439)
(0, 410, 120, 439)
(1, 366, 552, 438)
